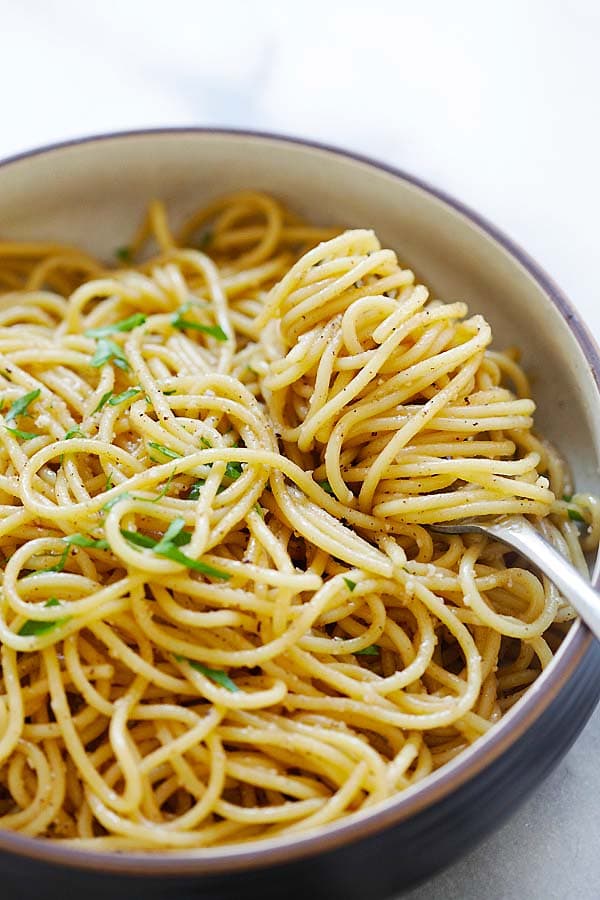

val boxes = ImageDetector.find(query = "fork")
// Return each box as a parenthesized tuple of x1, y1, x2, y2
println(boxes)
(430, 516, 600, 641)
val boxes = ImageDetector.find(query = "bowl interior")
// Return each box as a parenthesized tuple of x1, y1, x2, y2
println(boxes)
(1, 131, 598, 505)
(0, 132, 599, 872)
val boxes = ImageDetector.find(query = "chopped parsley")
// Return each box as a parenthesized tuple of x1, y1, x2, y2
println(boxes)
(29, 532, 109, 576)
(19, 617, 68, 637)
(171, 305, 227, 342)
(85, 313, 146, 338)
(188, 478, 226, 498)
(197, 228, 213, 250)
(563, 494, 585, 522)
(153, 517, 190, 553)
(343, 577, 357, 592)
(318, 479, 334, 495)
(40, 545, 69, 574)
(109, 387, 142, 406)
(143, 470, 176, 503)
(120, 517, 229, 580)
(5, 388, 40, 423)
(89, 338, 130, 371)
(188, 480, 205, 500)
(225, 460, 243, 481)
(355, 645, 379, 657)
(64, 533, 109, 551)
(120, 530, 163, 549)
(102, 492, 131, 512)
(157, 544, 229, 579)
(115, 246, 132, 263)
(93, 390, 113, 413)
(104, 471, 175, 507)
(5, 426, 39, 441)
(64, 427, 85, 440)
(19, 598, 69, 637)
(147, 441, 181, 460)
(176, 654, 239, 692)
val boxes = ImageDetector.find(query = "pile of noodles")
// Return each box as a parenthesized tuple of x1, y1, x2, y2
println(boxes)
(0, 191, 596, 850)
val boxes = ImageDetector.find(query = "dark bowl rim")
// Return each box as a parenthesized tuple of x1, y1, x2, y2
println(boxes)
(0, 126, 598, 876)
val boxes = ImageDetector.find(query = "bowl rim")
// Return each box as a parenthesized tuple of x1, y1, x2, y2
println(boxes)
(0, 126, 598, 876)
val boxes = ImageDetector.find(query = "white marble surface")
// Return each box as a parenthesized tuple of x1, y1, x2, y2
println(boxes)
(2, 1, 600, 896)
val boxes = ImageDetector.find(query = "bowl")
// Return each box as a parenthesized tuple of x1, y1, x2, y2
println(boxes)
(0, 128, 599, 900)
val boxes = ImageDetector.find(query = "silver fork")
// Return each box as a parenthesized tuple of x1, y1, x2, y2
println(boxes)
(430, 516, 600, 641)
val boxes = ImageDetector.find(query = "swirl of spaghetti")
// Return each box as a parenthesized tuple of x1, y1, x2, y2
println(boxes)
(0, 191, 593, 849)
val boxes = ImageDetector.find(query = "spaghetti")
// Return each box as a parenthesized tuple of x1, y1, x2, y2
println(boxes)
(0, 191, 595, 850)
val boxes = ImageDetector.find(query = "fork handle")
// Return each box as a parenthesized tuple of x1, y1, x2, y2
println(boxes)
(487, 517, 600, 642)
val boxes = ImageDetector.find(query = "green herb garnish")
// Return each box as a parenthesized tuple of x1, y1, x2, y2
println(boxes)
(318, 479, 334, 495)
(90, 338, 130, 371)
(102, 492, 131, 512)
(120, 518, 229, 580)
(19, 616, 68, 637)
(153, 517, 188, 552)
(189, 480, 205, 500)
(115, 246, 132, 263)
(85, 313, 146, 339)
(5, 388, 40, 423)
(200, 437, 212, 449)
(119, 530, 160, 549)
(120, 523, 191, 550)
(176, 655, 239, 692)
(355, 645, 379, 657)
(109, 387, 142, 406)
(30, 533, 109, 576)
(158, 545, 230, 579)
(171, 307, 227, 342)
(563, 494, 585, 522)
(142, 470, 175, 504)
(343, 577, 357, 592)
(225, 460, 243, 481)
(187, 478, 226, 499)
(64, 427, 85, 440)
(93, 390, 113, 413)
(19, 598, 69, 637)
(107, 480, 177, 504)
(5, 426, 39, 441)
(44, 545, 69, 573)
(147, 441, 181, 460)
(197, 228, 213, 250)
(64, 533, 109, 550)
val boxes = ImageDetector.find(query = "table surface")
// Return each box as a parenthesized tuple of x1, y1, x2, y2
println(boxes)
(2, 1, 600, 896)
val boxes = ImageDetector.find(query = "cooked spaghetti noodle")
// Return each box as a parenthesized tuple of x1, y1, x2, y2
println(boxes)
(0, 191, 595, 849)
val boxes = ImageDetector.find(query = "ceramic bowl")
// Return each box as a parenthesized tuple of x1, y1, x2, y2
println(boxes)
(0, 129, 599, 900)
